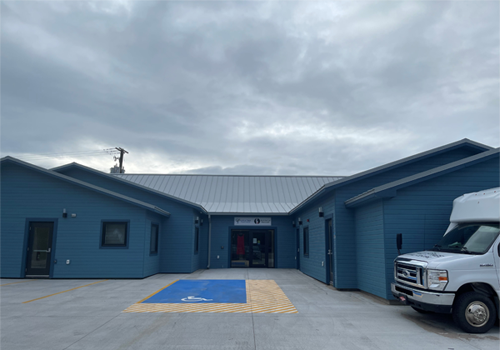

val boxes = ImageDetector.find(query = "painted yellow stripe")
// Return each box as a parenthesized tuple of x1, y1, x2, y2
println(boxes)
(136, 279, 179, 303)
(0, 280, 37, 287)
(22, 280, 108, 304)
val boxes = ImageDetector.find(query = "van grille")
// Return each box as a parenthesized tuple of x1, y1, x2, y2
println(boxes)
(394, 260, 427, 289)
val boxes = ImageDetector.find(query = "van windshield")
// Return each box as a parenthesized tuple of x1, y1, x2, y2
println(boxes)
(429, 223, 499, 254)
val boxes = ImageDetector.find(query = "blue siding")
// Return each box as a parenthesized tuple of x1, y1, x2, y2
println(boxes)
(209, 215, 295, 269)
(57, 168, 199, 273)
(332, 146, 484, 289)
(354, 201, 386, 298)
(293, 193, 335, 284)
(1, 163, 152, 278)
(381, 156, 500, 299)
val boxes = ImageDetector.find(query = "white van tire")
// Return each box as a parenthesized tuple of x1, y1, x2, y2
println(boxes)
(452, 292, 496, 333)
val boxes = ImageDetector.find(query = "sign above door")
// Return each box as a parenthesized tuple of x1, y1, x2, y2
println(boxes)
(234, 217, 272, 226)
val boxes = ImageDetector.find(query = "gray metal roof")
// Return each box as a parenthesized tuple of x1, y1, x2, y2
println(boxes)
(1, 156, 171, 217)
(52, 162, 207, 212)
(114, 174, 343, 214)
(344, 148, 500, 208)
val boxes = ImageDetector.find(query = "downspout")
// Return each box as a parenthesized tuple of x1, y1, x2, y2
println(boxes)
(207, 214, 212, 268)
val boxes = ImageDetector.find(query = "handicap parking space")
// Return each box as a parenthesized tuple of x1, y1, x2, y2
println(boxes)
(125, 278, 298, 314)
(1, 270, 499, 350)
(141, 279, 247, 304)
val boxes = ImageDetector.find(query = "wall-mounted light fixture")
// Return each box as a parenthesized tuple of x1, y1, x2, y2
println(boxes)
(298, 217, 302, 226)
(292, 220, 296, 227)
(200, 219, 204, 226)
(319, 207, 324, 217)
(62, 208, 67, 218)
(195, 216, 199, 224)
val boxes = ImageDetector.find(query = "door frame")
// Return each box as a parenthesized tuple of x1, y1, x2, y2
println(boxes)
(324, 215, 334, 285)
(228, 226, 277, 268)
(22, 218, 58, 278)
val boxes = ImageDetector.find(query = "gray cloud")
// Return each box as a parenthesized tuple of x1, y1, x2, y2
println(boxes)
(1, 1, 498, 175)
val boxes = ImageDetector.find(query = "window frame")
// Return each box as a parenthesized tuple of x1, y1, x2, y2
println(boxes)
(303, 226, 309, 257)
(150, 223, 159, 255)
(194, 226, 200, 254)
(100, 220, 129, 249)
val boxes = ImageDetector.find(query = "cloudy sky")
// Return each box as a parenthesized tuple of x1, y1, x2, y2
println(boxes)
(1, 1, 499, 176)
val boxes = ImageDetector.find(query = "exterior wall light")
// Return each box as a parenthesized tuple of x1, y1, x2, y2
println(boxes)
(200, 219, 203, 226)
(292, 220, 296, 227)
(62, 208, 67, 218)
(298, 218, 302, 225)
(195, 216, 199, 224)
(319, 207, 324, 217)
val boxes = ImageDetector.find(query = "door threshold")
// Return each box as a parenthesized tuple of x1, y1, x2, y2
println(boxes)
(25, 275, 49, 278)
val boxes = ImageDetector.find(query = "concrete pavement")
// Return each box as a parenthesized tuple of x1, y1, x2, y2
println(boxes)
(1, 269, 498, 350)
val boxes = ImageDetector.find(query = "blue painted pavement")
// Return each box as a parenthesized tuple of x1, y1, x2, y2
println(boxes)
(142, 280, 247, 304)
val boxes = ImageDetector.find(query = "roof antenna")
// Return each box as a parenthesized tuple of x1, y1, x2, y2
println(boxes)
(113, 147, 128, 174)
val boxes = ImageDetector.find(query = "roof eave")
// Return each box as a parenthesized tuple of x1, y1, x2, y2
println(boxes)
(345, 148, 499, 208)
(52, 162, 207, 214)
(345, 189, 396, 208)
(208, 212, 290, 216)
(1, 157, 171, 218)
(290, 139, 494, 214)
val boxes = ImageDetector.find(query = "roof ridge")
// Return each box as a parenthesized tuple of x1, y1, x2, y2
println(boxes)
(116, 174, 346, 178)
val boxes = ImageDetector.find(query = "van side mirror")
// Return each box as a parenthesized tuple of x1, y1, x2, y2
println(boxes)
(396, 234, 403, 255)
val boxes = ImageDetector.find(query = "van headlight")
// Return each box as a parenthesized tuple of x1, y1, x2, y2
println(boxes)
(427, 269, 448, 291)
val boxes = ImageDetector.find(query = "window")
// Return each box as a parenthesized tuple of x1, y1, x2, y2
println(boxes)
(150, 224, 159, 254)
(101, 222, 128, 248)
(303, 227, 309, 256)
(194, 227, 199, 254)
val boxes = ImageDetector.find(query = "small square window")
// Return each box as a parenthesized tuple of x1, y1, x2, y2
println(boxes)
(101, 222, 128, 247)
(303, 227, 309, 256)
(150, 224, 159, 254)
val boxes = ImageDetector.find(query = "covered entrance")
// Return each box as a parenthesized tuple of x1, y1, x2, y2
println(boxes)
(230, 229, 275, 268)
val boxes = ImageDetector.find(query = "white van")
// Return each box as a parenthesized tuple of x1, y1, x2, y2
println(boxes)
(391, 188, 500, 333)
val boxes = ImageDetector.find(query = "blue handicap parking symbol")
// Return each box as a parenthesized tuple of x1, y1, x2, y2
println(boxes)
(141, 280, 247, 304)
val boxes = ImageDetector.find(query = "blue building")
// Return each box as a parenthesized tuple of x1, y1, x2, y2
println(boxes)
(1, 139, 498, 300)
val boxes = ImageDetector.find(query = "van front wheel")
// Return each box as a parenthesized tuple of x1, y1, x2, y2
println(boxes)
(452, 292, 496, 333)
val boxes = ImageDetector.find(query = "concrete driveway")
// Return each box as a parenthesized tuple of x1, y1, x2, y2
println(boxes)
(1, 269, 498, 350)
